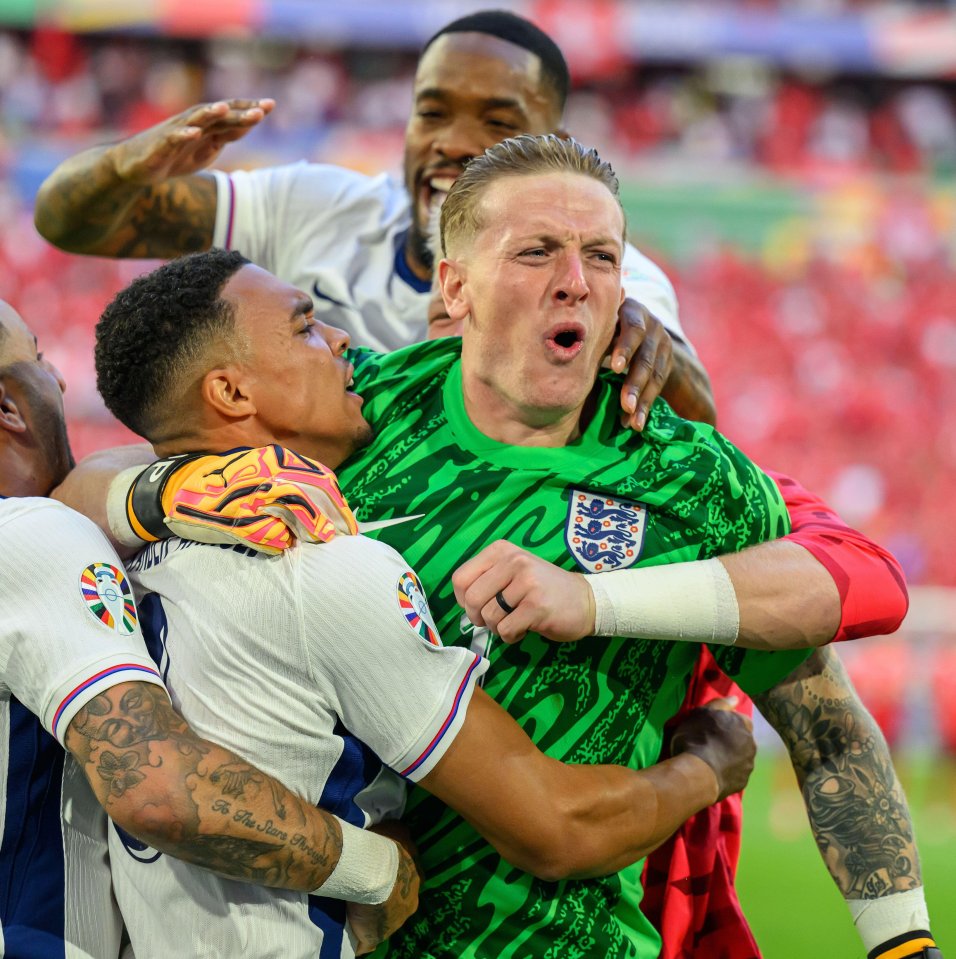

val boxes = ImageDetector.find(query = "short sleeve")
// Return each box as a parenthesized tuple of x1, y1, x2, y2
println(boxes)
(621, 243, 693, 351)
(0, 499, 164, 743)
(296, 534, 487, 782)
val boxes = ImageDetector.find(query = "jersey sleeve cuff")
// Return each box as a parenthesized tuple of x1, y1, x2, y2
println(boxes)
(45, 657, 165, 745)
(394, 652, 487, 782)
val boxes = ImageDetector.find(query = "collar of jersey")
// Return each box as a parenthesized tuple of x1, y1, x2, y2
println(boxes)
(441, 360, 616, 472)
(393, 230, 432, 293)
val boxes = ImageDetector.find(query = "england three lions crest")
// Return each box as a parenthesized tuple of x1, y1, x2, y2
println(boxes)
(565, 489, 647, 573)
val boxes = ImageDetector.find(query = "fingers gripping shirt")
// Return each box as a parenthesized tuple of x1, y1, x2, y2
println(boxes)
(337, 339, 810, 959)
(116, 532, 485, 959)
(0, 497, 163, 959)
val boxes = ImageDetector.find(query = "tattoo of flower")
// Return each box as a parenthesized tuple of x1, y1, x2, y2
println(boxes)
(97, 750, 146, 796)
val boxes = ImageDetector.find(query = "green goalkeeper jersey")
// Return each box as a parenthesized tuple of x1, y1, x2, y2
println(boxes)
(338, 338, 807, 959)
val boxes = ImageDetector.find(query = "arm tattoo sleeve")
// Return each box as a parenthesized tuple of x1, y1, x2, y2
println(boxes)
(754, 647, 921, 899)
(65, 681, 344, 892)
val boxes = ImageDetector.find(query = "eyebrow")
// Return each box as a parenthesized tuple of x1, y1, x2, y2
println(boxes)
(291, 297, 312, 321)
(415, 88, 527, 113)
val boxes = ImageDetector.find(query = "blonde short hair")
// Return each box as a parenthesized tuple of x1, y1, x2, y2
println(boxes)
(440, 134, 624, 256)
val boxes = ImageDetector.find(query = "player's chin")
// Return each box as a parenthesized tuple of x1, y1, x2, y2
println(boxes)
(352, 417, 375, 454)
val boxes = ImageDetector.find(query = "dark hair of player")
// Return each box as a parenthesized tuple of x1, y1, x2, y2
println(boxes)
(422, 10, 570, 113)
(95, 249, 250, 439)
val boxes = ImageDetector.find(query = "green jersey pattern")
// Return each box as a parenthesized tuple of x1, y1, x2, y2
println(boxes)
(338, 339, 808, 959)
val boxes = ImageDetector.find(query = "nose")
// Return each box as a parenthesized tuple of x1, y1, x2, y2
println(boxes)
(433, 116, 484, 164)
(321, 323, 351, 355)
(553, 253, 590, 305)
(42, 356, 67, 394)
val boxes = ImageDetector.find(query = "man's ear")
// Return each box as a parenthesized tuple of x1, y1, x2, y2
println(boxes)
(0, 381, 26, 434)
(201, 365, 257, 420)
(438, 258, 471, 324)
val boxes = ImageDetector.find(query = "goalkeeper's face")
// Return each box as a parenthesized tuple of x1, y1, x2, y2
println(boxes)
(0, 301, 74, 495)
(222, 266, 373, 468)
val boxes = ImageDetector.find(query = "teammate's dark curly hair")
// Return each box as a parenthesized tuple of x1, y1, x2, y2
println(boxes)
(95, 249, 249, 440)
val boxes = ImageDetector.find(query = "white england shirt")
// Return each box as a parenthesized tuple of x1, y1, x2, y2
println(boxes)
(212, 162, 689, 352)
(0, 497, 163, 959)
(116, 532, 487, 959)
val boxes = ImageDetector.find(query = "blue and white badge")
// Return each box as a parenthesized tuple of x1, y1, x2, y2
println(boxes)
(565, 488, 647, 573)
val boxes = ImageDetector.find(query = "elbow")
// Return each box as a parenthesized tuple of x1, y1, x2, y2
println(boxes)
(109, 800, 188, 853)
(495, 821, 578, 882)
(507, 845, 579, 883)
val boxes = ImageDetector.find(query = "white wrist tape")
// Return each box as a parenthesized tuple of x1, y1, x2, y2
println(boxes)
(588, 558, 739, 645)
(107, 466, 152, 549)
(311, 820, 399, 905)
(848, 888, 931, 954)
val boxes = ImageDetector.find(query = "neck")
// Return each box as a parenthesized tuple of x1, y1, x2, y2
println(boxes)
(0, 448, 51, 497)
(152, 423, 339, 469)
(460, 374, 587, 448)
(404, 228, 434, 282)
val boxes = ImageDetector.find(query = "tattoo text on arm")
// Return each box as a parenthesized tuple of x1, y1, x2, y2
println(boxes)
(66, 682, 343, 890)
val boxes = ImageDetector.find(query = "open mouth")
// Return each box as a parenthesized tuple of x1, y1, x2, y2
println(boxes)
(419, 172, 459, 221)
(545, 324, 586, 359)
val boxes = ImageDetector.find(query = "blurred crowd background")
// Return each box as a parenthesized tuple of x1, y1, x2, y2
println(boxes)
(1, 1, 955, 952)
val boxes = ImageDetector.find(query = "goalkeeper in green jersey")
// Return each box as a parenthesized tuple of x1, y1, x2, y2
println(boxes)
(325, 136, 933, 959)
(78, 135, 936, 959)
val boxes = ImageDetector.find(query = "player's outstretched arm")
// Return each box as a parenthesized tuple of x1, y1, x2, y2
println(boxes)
(754, 648, 941, 959)
(418, 689, 754, 881)
(452, 538, 829, 650)
(34, 99, 273, 258)
(455, 467, 908, 651)
(65, 679, 418, 948)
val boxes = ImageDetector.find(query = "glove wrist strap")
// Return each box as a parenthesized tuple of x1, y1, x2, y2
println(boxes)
(127, 453, 209, 542)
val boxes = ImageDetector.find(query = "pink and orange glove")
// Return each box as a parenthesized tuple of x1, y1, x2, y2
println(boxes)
(125, 446, 357, 555)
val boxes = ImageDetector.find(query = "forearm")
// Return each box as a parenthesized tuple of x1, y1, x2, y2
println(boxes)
(67, 683, 345, 891)
(420, 689, 723, 881)
(721, 540, 840, 649)
(34, 150, 215, 258)
(551, 753, 724, 879)
(587, 541, 836, 651)
(35, 145, 148, 254)
(662, 341, 716, 426)
(755, 646, 921, 899)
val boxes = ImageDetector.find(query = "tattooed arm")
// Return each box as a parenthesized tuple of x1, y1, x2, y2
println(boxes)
(34, 100, 273, 258)
(64, 680, 418, 948)
(754, 647, 926, 923)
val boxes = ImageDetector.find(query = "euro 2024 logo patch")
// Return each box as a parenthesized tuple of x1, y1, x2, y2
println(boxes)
(397, 571, 442, 647)
(566, 488, 647, 573)
(79, 563, 138, 634)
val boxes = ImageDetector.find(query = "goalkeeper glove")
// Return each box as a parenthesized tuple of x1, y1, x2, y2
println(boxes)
(122, 446, 357, 555)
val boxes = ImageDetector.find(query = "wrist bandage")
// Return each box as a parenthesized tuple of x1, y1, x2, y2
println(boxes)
(587, 558, 739, 645)
(312, 821, 400, 905)
(848, 888, 933, 957)
(107, 465, 154, 549)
